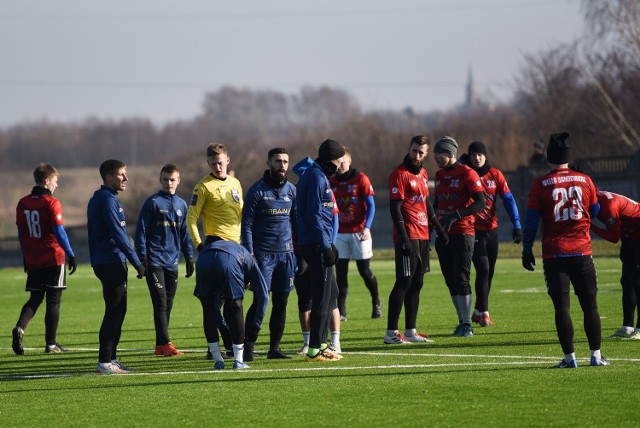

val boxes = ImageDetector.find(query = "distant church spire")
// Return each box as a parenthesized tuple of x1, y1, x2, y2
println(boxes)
(465, 67, 477, 111)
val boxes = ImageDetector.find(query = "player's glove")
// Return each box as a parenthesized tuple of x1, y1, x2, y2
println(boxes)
(196, 243, 204, 253)
(185, 258, 194, 278)
(441, 210, 461, 232)
(401, 237, 414, 257)
(135, 263, 146, 279)
(296, 257, 308, 277)
(513, 229, 523, 244)
(68, 256, 77, 275)
(141, 255, 149, 272)
(322, 245, 338, 267)
(437, 230, 450, 246)
(522, 252, 535, 271)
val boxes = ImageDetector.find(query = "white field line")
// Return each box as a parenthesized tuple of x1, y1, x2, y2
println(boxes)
(2, 349, 640, 380)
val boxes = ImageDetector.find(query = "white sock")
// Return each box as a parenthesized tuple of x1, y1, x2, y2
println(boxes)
(330, 331, 340, 346)
(622, 326, 634, 334)
(564, 352, 576, 363)
(208, 342, 224, 363)
(232, 343, 244, 363)
(405, 328, 417, 337)
(591, 349, 602, 359)
(474, 309, 482, 316)
(98, 362, 111, 368)
(302, 331, 310, 346)
(386, 329, 398, 337)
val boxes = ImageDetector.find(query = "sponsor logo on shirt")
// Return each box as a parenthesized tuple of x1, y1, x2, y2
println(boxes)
(260, 208, 291, 215)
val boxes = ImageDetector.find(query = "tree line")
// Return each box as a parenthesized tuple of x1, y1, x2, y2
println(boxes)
(0, 0, 637, 193)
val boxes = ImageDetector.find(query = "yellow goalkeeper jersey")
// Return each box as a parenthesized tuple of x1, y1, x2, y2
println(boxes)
(186, 174, 243, 246)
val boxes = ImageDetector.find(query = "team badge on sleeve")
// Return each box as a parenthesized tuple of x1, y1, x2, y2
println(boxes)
(190, 194, 198, 206)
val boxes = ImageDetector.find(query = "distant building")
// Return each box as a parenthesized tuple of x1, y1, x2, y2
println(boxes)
(465, 67, 478, 112)
(461, 67, 497, 113)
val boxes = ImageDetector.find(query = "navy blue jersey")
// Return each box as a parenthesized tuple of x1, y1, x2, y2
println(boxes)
(194, 240, 269, 329)
(135, 191, 194, 269)
(87, 185, 141, 267)
(293, 157, 336, 249)
(241, 175, 296, 254)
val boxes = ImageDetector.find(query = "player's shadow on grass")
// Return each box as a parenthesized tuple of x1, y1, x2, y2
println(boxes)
(0, 363, 555, 393)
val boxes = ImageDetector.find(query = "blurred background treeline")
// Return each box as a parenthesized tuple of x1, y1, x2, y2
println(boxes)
(0, 1, 639, 253)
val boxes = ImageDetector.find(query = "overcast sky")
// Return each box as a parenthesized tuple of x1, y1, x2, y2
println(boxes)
(0, 0, 584, 127)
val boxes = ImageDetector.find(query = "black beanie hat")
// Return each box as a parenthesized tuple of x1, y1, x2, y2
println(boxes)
(546, 132, 571, 165)
(318, 139, 345, 161)
(468, 141, 487, 156)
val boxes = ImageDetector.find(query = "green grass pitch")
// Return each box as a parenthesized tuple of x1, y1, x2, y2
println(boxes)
(1, 256, 638, 426)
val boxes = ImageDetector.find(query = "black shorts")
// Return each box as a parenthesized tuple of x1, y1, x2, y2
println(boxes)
(26, 265, 66, 291)
(394, 239, 430, 278)
(543, 256, 598, 298)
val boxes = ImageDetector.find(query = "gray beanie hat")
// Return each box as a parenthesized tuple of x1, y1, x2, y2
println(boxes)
(434, 136, 458, 157)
